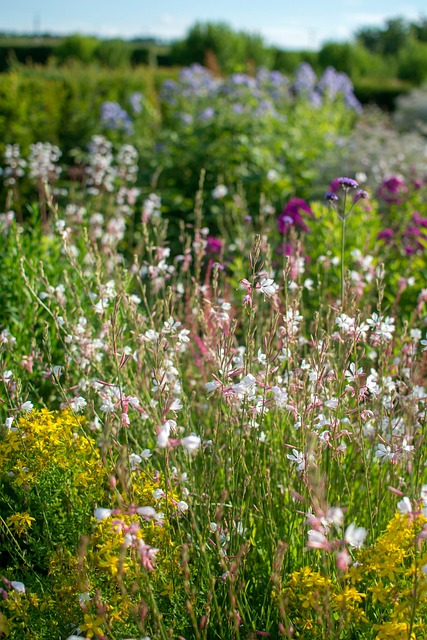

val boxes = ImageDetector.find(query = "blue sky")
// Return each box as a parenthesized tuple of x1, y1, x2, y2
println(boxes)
(1, 0, 426, 49)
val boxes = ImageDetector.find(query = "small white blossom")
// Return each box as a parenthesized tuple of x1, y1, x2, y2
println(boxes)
(287, 448, 306, 472)
(181, 433, 201, 453)
(397, 497, 412, 514)
(94, 507, 112, 521)
(259, 277, 278, 298)
(344, 523, 367, 548)
(11, 581, 25, 593)
(69, 396, 87, 412)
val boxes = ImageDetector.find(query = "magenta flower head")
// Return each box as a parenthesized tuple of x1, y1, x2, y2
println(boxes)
(329, 178, 341, 192)
(377, 228, 393, 241)
(377, 175, 407, 204)
(412, 211, 427, 228)
(205, 236, 223, 254)
(277, 197, 313, 234)
(337, 177, 359, 190)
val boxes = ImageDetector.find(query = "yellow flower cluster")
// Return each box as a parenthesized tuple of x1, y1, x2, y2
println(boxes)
(0, 409, 186, 639)
(0, 408, 102, 493)
(354, 513, 427, 639)
(283, 566, 366, 637)
(282, 513, 427, 639)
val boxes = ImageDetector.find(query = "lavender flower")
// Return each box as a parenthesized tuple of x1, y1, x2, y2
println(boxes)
(100, 101, 133, 135)
(338, 177, 359, 190)
(325, 191, 339, 202)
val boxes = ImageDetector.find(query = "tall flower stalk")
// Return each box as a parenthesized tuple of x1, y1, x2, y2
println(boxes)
(325, 178, 368, 307)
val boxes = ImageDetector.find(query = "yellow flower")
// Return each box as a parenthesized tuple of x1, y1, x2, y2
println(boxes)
(79, 613, 105, 638)
(373, 620, 416, 640)
(6, 512, 35, 536)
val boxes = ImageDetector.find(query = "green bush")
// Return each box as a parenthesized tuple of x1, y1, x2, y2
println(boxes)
(0, 64, 174, 155)
(170, 21, 272, 73)
(54, 34, 99, 64)
(398, 39, 427, 85)
(95, 39, 132, 68)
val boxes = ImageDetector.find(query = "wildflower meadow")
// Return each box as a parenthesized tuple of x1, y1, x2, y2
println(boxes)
(1, 62, 427, 640)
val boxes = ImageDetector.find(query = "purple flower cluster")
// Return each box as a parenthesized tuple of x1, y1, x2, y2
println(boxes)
(377, 211, 427, 255)
(160, 62, 361, 125)
(377, 175, 408, 205)
(100, 102, 133, 135)
(277, 197, 314, 234)
(292, 64, 362, 113)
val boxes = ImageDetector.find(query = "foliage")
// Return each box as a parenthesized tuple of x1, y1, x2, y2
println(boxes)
(170, 21, 273, 73)
(55, 35, 100, 65)
(0, 63, 170, 155)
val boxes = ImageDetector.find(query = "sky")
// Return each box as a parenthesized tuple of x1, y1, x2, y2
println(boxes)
(0, 0, 426, 50)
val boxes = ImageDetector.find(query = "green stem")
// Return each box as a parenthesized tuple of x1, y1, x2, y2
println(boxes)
(341, 215, 346, 309)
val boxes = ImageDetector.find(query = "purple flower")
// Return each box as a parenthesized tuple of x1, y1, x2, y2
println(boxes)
(329, 178, 341, 192)
(325, 191, 339, 202)
(277, 197, 313, 234)
(337, 177, 359, 190)
(377, 228, 393, 240)
(206, 236, 223, 254)
(412, 211, 427, 227)
(377, 175, 407, 204)
(100, 101, 133, 134)
(354, 189, 369, 202)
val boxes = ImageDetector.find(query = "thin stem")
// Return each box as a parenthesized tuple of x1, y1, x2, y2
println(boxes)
(341, 215, 346, 309)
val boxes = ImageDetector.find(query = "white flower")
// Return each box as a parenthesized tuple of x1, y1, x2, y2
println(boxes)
(5, 417, 14, 430)
(307, 530, 330, 550)
(375, 443, 395, 462)
(129, 453, 142, 469)
(21, 401, 33, 411)
(11, 581, 25, 593)
(137, 506, 157, 519)
(212, 184, 228, 199)
(259, 277, 278, 297)
(205, 379, 221, 394)
(336, 313, 355, 332)
(94, 507, 112, 521)
(141, 449, 152, 459)
(181, 433, 201, 453)
(324, 398, 339, 410)
(157, 423, 171, 449)
(344, 363, 363, 382)
(344, 522, 367, 548)
(169, 398, 183, 411)
(257, 348, 267, 365)
(287, 448, 305, 472)
(397, 497, 412, 514)
(69, 396, 87, 412)
(177, 500, 188, 513)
